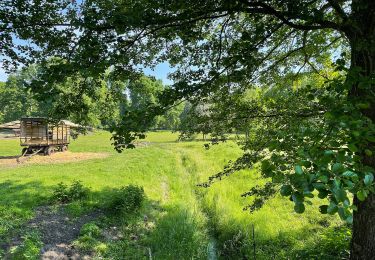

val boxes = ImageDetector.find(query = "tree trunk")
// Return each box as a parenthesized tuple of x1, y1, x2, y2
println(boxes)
(351, 195, 375, 259)
(347, 1, 375, 259)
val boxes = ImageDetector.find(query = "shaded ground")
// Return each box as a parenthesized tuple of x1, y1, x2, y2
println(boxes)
(0, 151, 109, 168)
(5, 206, 102, 260)
(0, 134, 17, 140)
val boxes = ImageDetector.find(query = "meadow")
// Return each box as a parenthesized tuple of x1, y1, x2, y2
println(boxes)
(0, 131, 351, 259)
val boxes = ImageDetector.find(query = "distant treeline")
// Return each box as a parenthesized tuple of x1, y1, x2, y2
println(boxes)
(0, 65, 193, 132)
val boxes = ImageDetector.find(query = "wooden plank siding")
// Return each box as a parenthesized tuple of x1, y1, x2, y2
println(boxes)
(20, 118, 70, 147)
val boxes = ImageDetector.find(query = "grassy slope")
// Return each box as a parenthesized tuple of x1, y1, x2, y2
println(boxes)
(0, 131, 350, 259)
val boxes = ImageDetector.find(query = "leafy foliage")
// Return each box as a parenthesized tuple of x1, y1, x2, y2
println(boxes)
(9, 231, 42, 260)
(108, 185, 145, 214)
(197, 66, 375, 223)
(52, 181, 90, 204)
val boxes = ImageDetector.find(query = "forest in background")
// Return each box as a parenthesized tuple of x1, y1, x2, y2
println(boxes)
(0, 66, 186, 131)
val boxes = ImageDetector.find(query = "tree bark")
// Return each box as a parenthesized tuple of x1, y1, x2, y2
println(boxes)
(347, 1, 375, 259)
(351, 195, 375, 259)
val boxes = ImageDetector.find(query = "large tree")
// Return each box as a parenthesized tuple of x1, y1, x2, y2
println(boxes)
(2, 0, 375, 258)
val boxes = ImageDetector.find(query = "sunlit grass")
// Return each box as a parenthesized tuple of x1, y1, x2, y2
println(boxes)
(0, 130, 350, 259)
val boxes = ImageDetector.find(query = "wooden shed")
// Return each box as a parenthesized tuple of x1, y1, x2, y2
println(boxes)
(20, 117, 71, 155)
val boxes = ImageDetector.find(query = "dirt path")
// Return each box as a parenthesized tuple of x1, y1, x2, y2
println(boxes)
(5, 206, 102, 260)
(0, 151, 109, 168)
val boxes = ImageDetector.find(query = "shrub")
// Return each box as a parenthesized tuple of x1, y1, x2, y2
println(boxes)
(109, 185, 144, 214)
(74, 223, 105, 254)
(69, 181, 90, 201)
(52, 181, 89, 203)
(72, 234, 98, 252)
(80, 222, 101, 238)
(219, 230, 251, 259)
(10, 231, 42, 259)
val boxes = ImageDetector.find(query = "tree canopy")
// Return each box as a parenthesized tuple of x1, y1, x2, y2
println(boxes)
(1, 0, 375, 258)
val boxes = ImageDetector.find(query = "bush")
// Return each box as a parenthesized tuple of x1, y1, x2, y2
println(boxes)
(219, 230, 251, 259)
(80, 222, 101, 238)
(10, 232, 42, 259)
(74, 223, 108, 255)
(52, 181, 89, 203)
(109, 185, 144, 214)
(72, 234, 98, 252)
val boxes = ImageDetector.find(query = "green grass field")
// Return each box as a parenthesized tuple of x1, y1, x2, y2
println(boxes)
(0, 131, 350, 259)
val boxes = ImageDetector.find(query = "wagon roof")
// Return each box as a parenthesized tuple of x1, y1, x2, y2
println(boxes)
(60, 120, 81, 128)
(20, 117, 47, 121)
(0, 120, 21, 129)
(1, 118, 81, 129)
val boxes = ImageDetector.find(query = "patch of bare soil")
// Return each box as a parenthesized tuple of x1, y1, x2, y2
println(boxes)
(133, 141, 150, 148)
(0, 151, 109, 168)
(5, 206, 102, 260)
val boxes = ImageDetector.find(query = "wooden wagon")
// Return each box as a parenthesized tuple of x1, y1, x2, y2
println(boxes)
(20, 117, 71, 156)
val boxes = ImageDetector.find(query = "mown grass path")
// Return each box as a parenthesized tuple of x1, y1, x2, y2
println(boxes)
(0, 131, 350, 259)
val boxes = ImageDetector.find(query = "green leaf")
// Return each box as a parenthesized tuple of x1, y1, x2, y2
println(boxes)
(338, 207, 347, 220)
(303, 192, 314, 198)
(318, 190, 329, 199)
(280, 185, 293, 196)
(343, 180, 355, 189)
(343, 199, 350, 208)
(342, 171, 358, 180)
(357, 190, 367, 201)
(365, 149, 373, 156)
(348, 144, 358, 153)
(332, 163, 344, 173)
(327, 202, 338, 215)
(301, 161, 311, 168)
(324, 150, 334, 156)
(295, 165, 303, 175)
(352, 131, 360, 138)
(292, 193, 304, 204)
(294, 203, 305, 214)
(337, 151, 346, 162)
(319, 205, 328, 214)
(312, 182, 326, 190)
(364, 173, 374, 186)
(261, 160, 274, 176)
(333, 188, 347, 202)
(356, 102, 370, 109)
(318, 175, 329, 183)
(345, 215, 353, 224)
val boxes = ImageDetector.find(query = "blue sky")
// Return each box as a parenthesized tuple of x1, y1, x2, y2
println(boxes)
(0, 61, 174, 85)
(0, 66, 6, 82)
(143, 62, 174, 85)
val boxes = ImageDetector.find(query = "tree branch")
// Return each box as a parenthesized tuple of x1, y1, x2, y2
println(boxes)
(326, 0, 348, 19)
(238, 0, 343, 31)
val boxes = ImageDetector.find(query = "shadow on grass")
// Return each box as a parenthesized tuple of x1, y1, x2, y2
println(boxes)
(0, 155, 19, 159)
(73, 187, 210, 259)
(0, 180, 50, 208)
(0, 180, 51, 254)
(209, 218, 351, 260)
(0, 180, 350, 260)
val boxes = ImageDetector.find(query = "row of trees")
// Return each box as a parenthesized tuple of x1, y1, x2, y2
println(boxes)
(0, 66, 187, 131)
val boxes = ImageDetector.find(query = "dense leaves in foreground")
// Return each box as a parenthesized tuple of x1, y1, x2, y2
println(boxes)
(198, 67, 375, 224)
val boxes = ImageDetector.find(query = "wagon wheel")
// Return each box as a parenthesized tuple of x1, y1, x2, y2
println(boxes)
(44, 147, 55, 156)
(61, 145, 68, 152)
